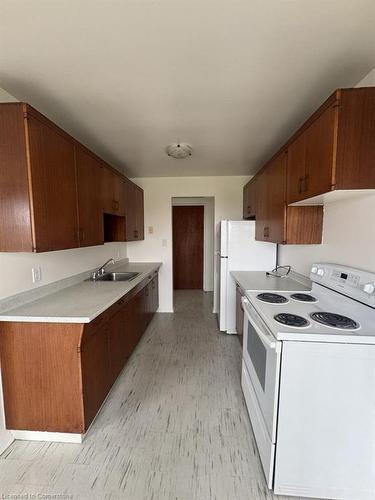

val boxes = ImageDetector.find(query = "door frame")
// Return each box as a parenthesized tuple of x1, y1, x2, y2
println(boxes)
(172, 197, 214, 292)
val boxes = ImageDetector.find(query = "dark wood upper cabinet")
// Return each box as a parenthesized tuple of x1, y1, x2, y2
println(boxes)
(287, 87, 375, 204)
(287, 101, 338, 203)
(0, 102, 144, 251)
(243, 178, 257, 219)
(76, 147, 104, 247)
(255, 151, 323, 244)
(27, 113, 79, 252)
(247, 87, 375, 244)
(125, 180, 144, 241)
(0, 104, 79, 252)
(101, 165, 126, 216)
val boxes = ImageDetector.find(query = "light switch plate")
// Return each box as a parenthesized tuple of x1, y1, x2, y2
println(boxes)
(32, 266, 42, 283)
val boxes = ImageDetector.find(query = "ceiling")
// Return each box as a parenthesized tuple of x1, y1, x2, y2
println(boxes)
(1, 1, 375, 178)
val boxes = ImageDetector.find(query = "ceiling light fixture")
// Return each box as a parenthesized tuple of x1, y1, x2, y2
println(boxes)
(166, 143, 193, 159)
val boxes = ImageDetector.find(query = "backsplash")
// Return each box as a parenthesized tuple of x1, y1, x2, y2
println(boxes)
(0, 243, 127, 301)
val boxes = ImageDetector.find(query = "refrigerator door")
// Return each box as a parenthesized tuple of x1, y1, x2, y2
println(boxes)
(219, 220, 228, 257)
(224, 221, 276, 333)
(218, 254, 228, 331)
(227, 221, 276, 271)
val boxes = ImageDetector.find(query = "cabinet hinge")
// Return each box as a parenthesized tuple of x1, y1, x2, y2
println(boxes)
(76, 346, 82, 354)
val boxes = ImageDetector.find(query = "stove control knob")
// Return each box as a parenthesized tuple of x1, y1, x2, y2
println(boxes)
(363, 283, 375, 295)
(311, 266, 318, 274)
(317, 268, 325, 276)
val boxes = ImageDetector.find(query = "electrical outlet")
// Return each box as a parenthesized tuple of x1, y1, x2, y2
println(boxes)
(32, 266, 42, 283)
(148, 226, 154, 234)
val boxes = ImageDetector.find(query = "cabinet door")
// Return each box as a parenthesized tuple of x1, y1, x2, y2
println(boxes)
(243, 179, 256, 219)
(151, 274, 159, 313)
(76, 147, 104, 247)
(135, 186, 144, 240)
(255, 153, 286, 243)
(268, 152, 287, 244)
(236, 285, 244, 345)
(27, 115, 79, 251)
(145, 284, 151, 327)
(107, 304, 131, 383)
(113, 174, 126, 216)
(304, 104, 337, 199)
(125, 180, 137, 240)
(81, 324, 111, 429)
(286, 131, 307, 204)
(134, 287, 146, 343)
(101, 166, 125, 216)
(255, 170, 269, 241)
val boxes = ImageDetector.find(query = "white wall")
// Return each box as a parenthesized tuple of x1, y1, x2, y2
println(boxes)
(126, 176, 250, 312)
(279, 67, 375, 275)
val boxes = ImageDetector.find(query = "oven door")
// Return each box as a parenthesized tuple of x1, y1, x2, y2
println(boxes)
(242, 297, 281, 443)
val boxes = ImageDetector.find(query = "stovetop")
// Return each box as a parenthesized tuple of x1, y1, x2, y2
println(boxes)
(246, 283, 375, 344)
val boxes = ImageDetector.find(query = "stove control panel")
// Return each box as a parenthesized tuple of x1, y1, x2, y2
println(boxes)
(311, 263, 375, 307)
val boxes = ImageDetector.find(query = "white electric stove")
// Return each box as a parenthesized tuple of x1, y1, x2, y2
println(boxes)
(241, 263, 375, 500)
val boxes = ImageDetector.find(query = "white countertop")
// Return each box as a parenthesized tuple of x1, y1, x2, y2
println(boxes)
(231, 270, 311, 293)
(0, 262, 161, 323)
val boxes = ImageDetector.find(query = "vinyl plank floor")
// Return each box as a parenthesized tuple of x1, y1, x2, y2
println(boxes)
(0, 290, 314, 499)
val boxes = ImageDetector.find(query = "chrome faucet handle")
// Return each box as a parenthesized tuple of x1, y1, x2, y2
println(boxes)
(91, 258, 115, 281)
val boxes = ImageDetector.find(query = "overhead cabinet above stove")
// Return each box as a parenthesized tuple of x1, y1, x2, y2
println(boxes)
(0, 103, 144, 252)
(243, 87, 375, 243)
(287, 87, 375, 205)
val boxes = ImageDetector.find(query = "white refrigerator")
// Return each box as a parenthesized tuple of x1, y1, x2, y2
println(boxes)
(217, 220, 276, 333)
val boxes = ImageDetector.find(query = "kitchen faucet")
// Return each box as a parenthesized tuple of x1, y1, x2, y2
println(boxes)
(91, 258, 115, 280)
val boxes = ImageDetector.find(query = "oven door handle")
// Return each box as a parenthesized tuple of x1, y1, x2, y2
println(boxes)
(242, 297, 277, 349)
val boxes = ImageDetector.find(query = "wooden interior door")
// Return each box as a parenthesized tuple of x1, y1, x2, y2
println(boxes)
(173, 205, 204, 290)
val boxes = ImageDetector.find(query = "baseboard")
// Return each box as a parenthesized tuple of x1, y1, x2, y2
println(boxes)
(11, 430, 84, 444)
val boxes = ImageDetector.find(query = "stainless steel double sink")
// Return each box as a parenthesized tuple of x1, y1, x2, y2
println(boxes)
(87, 271, 140, 282)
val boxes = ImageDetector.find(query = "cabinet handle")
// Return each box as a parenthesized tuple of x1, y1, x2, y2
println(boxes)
(263, 226, 269, 238)
(303, 174, 309, 193)
(112, 200, 119, 211)
(298, 176, 303, 193)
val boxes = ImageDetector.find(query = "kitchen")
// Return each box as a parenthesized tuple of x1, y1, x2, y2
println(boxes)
(1, 2, 375, 499)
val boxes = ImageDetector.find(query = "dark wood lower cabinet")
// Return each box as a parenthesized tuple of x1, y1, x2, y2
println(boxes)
(81, 322, 111, 428)
(0, 271, 159, 434)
